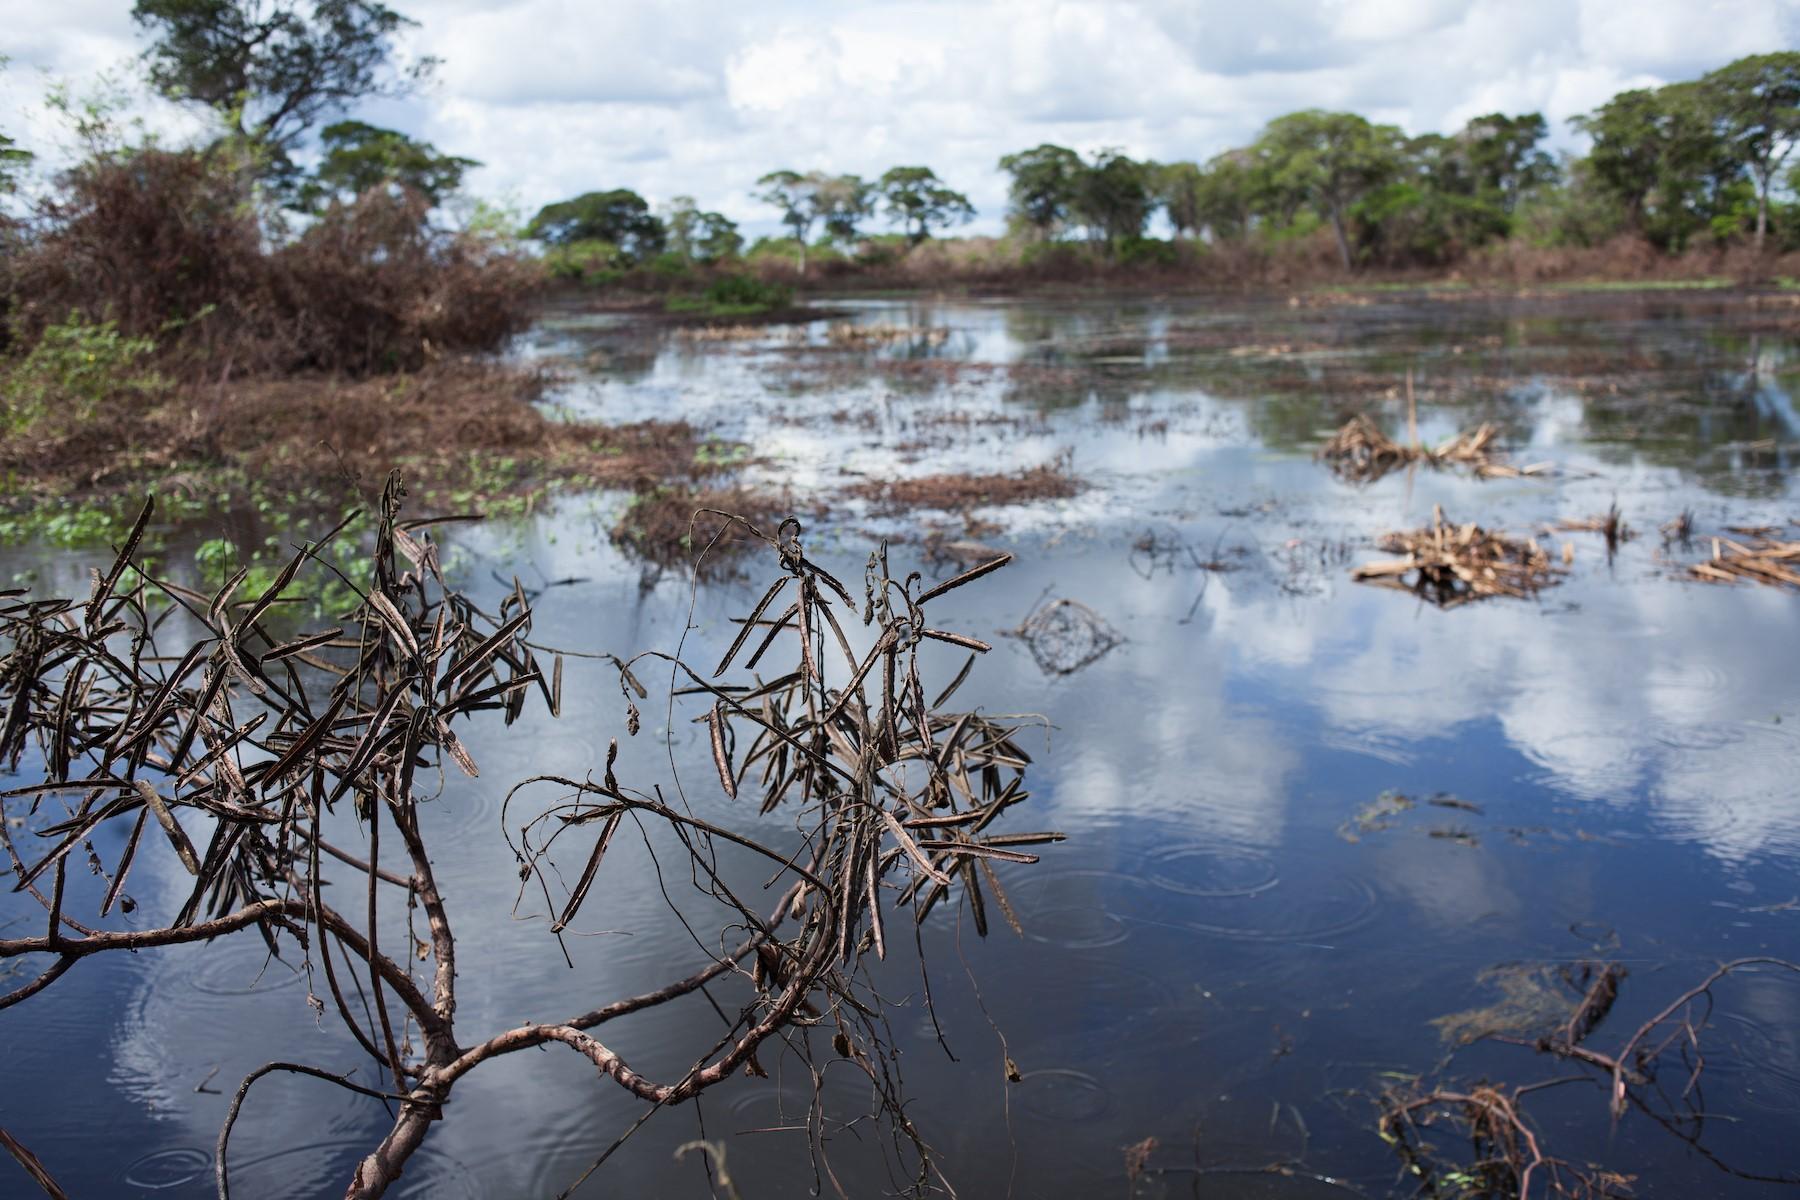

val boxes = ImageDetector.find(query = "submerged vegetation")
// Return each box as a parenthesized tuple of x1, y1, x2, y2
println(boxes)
(0, 479, 1057, 1197)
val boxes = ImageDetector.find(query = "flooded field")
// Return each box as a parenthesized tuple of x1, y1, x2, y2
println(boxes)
(4, 289, 1800, 1197)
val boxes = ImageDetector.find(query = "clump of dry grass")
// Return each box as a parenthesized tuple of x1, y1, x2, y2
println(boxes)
(609, 485, 790, 574)
(846, 456, 1082, 512)
(0, 360, 733, 507)
(1353, 505, 1565, 607)
(1317, 413, 1547, 483)
(824, 323, 949, 347)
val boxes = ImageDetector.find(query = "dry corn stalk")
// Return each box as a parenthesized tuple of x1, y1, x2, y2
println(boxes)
(1687, 533, 1800, 590)
(1353, 505, 1565, 607)
(1318, 414, 1549, 483)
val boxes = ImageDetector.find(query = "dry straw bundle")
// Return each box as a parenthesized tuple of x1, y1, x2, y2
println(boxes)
(1317, 414, 1549, 483)
(1687, 530, 1800, 590)
(1353, 505, 1565, 607)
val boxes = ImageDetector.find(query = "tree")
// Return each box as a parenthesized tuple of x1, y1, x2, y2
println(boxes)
(1157, 161, 1204, 238)
(812, 173, 872, 245)
(526, 189, 666, 261)
(753, 170, 868, 271)
(0, 58, 30, 197)
(755, 169, 816, 273)
(1070, 149, 1153, 244)
(1700, 52, 1800, 251)
(131, 0, 435, 161)
(1458, 112, 1559, 213)
(875, 166, 975, 245)
(298, 120, 477, 212)
(997, 143, 1083, 238)
(1575, 85, 1729, 250)
(1254, 110, 1404, 270)
(661, 195, 741, 263)
(1195, 150, 1258, 242)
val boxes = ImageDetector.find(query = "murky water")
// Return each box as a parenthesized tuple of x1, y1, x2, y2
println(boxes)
(5, 290, 1800, 1197)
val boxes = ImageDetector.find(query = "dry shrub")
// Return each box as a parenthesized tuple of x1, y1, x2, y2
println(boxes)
(274, 187, 540, 374)
(8, 149, 269, 357)
(8, 147, 540, 379)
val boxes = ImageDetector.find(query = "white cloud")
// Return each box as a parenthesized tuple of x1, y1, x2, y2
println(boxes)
(4, 0, 1798, 232)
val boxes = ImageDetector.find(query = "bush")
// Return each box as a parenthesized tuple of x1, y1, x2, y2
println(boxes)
(541, 238, 624, 284)
(704, 274, 792, 309)
(0, 310, 165, 435)
(1113, 235, 1179, 268)
(9, 147, 541, 378)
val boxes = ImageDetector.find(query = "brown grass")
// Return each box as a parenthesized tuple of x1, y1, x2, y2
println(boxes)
(609, 485, 792, 575)
(0, 359, 727, 505)
(846, 457, 1082, 512)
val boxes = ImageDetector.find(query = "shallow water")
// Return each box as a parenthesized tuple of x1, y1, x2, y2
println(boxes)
(5, 290, 1800, 1197)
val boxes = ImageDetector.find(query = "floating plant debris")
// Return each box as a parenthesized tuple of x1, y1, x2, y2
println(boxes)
(1686, 532, 1800, 590)
(1352, 505, 1564, 607)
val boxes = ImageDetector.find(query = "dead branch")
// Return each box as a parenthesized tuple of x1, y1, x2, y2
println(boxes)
(0, 477, 1053, 1199)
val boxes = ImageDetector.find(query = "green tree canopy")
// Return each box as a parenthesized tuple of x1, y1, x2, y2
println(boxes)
(661, 195, 742, 262)
(812, 173, 872, 245)
(298, 120, 477, 211)
(1254, 109, 1404, 269)
(1575, 84, 1732, 250)
(1700, 52, 1800, 249)
(753, 170, 868, 271)
(526, 189, 666, 261)
(1156, 161, 1204, 237)
(875, 166, 975, 244)
(1458, 112, 1559, 211)
(755, 169, 816, 272)
(131, 0, 434, 160)
(1070, 149, 1154, 243)
(997, 143, 1083, 238)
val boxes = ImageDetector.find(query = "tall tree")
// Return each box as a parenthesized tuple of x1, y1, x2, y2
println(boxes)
(526, 189, 666, 261)
(813, 173, 873, 245)
(661, 195, 742, 263)
(1458, 112, 1559, 213)
(1700, 52, 1800, 250)
(298, 120, 477, 211)
(1254, 110, 1403, 270)
(1156, 161, 1204, 238)
(997, 143, 1083, 238)
(876, 166, 975, 244)
(755, 169, 816, 273)
(1196, 150, 1258, 242)
(131, 0, 435, 163)
(1070, 150, 1153, 244)
(1575, 85, 1728, 250)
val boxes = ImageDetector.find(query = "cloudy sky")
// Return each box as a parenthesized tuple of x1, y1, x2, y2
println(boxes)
(4, 0, 1798, 235)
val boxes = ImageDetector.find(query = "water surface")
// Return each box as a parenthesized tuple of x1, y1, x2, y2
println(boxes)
(4, 289, 1800, 1197)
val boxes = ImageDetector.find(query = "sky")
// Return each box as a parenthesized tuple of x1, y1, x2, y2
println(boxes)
(3, 0, 1798, 237)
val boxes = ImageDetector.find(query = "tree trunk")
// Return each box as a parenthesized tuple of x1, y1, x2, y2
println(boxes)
(1755, 165, 1770, 254)
(1329, 207, 1353, 272)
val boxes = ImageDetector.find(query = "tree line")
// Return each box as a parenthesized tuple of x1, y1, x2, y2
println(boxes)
(526, 51, 1800, 275)
(1, 5, 1796, 281)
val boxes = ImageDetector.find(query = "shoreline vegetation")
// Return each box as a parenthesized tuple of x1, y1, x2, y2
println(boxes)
(4, 28, 1798, 535)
